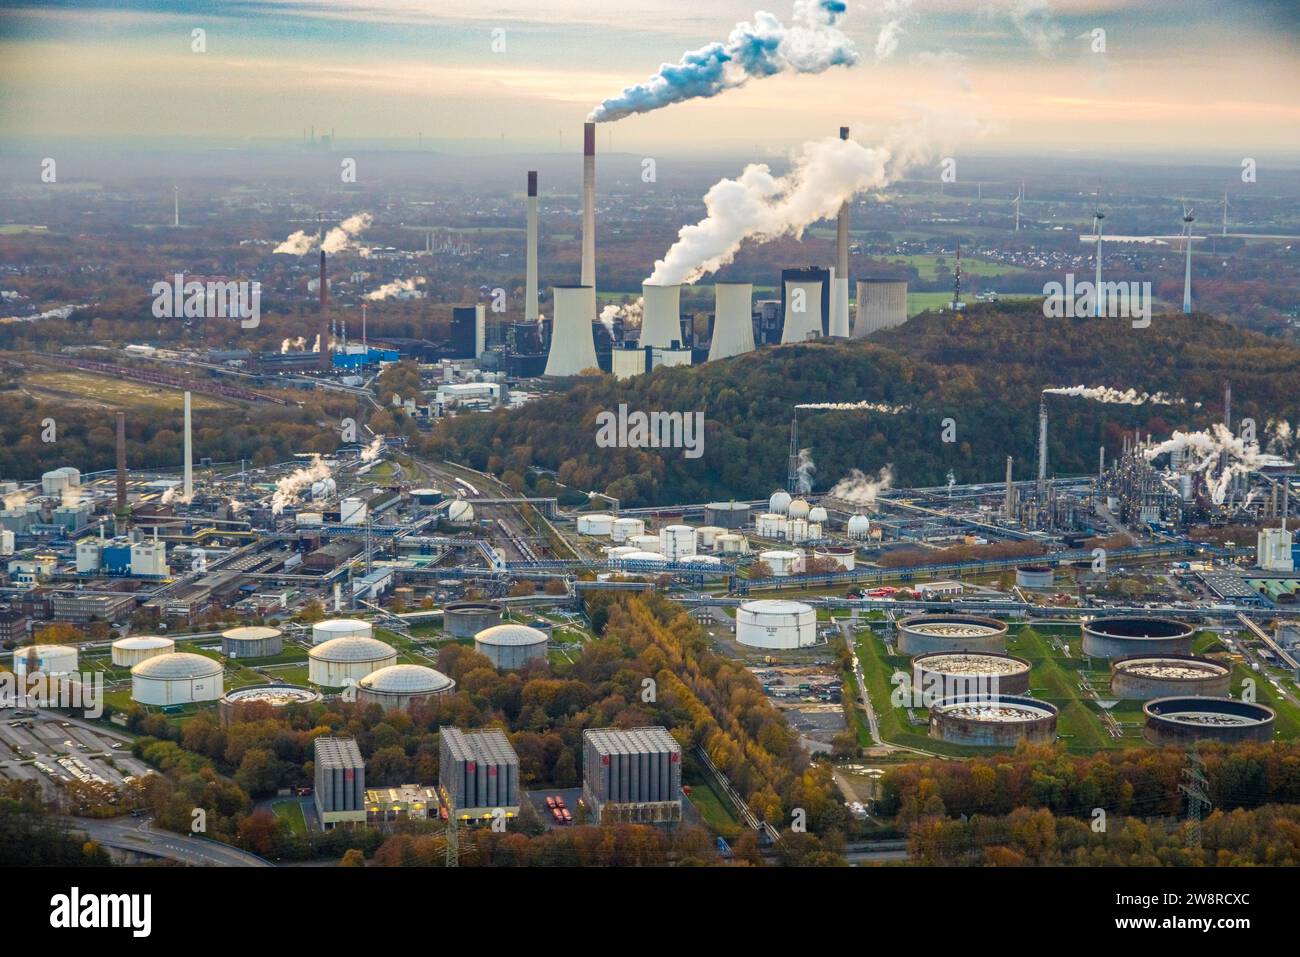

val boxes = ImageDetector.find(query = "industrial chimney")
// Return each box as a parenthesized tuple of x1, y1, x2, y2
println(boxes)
(525, 171, 539, 322)
(1004, 456, 1014, 519)
(1037, 399, 1048, 497)
(581, 122, 596, 288)
(543, 285, 599, 377)
(708, 283, 756, 361)
(183, 390, 193, 502)
(115, 412, 127, 512)
(318, 249, 330, 371)
(828, 126, 852, 338)
(639, 283, 682, 348)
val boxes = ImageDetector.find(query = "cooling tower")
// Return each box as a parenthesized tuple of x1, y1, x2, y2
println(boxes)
(708, 283, 755, 361)
(852, 280, 907, 338)
(829, 269, 851, 338)
(544, 285, 599, 376)
(640, 283, 681, 348)
(782, 277, 824, 344)
(182, 390, 192, 501)
(525, 171, 539, 321)
(581, 122, 596, 288)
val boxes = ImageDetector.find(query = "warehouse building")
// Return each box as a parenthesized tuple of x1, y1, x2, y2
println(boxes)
(314, 736, 366, 829)
(439, 727, 520, 821)
(582, 727, 682, 825)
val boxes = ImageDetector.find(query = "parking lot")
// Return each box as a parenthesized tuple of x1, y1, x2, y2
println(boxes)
(0, 707, 148, 797)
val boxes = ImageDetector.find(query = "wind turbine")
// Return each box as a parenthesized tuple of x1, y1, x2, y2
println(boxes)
(1013, 181, 1023, 232)
(1182, 204, 1195, 314)
(1221, 190, 1229, 237)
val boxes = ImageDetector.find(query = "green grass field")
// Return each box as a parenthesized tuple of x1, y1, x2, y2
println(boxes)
(271, 798, 308, 835)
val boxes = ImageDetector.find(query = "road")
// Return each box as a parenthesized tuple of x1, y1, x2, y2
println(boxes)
(65, 816, 271, 867)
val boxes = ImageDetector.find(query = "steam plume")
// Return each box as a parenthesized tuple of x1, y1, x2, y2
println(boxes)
(272, 455, 332, 514)
(827, 465, 894, 506)
(1042, 385, 1181, 406)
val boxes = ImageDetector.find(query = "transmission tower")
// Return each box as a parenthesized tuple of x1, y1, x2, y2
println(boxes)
(1179, 749, 1211, 852)
(440, 785, 459, 868)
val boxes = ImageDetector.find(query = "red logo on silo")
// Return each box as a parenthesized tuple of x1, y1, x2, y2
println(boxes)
(670, 753, 679, 763)
(488, 766, 497, 775)
(344, 770, 354, 780)
(602, 755, 609, 765)
(466, 762, 476, 772)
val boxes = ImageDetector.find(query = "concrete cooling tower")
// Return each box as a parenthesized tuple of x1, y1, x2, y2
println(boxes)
(708, 283, 755, 361)
(544, 285, 599, 376)
(782, 274, 825, 344)
(640, 282, 682, 348)
(829, 272, 851, 338)
(853, 280, 908, 338)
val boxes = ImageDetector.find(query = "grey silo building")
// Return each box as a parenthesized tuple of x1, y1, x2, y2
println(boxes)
(439, 727, 520, 819)
(582, 727, 682, 825)
(314, 736, 366, 829)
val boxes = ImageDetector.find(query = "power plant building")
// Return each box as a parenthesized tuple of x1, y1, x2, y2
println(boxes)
(582, 726, 682, 824)
(439, 726, 520, 819)
(314, 736, 366, 829)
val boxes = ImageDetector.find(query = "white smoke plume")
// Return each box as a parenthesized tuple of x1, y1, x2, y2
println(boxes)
(272, 455, 332, 514)
(588, 1, 857, 123)
(795, 400, 907, 413)
(365, 277, 425, 301)
(229, 499, 245, 513)
(274, 213, 373, 255)
(875, 0, 914, 59)
(647, 135, 895, 286)
(599, 301, 642, 336)
(827, 465, 894, 506)
(1043, 385, 1181, 406)
(1143, 424, 1264, 506)
(61, 485, 82, 507)
(796, 448, 816, 494)
(360, 434, 385, 463)
(281, 336, 307, 353)
(3, 490, 31, 510)
(1267, 419, 1294, 454)
(160, 486, 193, 506)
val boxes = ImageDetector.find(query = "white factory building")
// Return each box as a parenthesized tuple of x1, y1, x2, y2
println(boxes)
(1258, 527, 1295, 572)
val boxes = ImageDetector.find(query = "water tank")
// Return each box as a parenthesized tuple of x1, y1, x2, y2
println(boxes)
(339, 497, 368, 525)
(576, 513, 615, 536)
(610, 517, 645, 543)
(659, 525, 698, 561)
(447, 500, 475, 523)
(111, 635, 174, 668)
(312, 618, 373, 645)
(769, 490, 792, 515)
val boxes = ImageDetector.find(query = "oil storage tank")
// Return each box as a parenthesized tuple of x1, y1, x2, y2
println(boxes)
(474, 623, 549, 669)
(219, 685, 321, 723)
(13, 644, 79, 677)
(736, 599, 816, 649)
(1143, 697, 1275, 745)
(356, 664, 456, 711)
(897, 614, 1008, 655)
(111, 635, 174, 668)
(659, 525, 697, 561)
(131, 652, 223, 706)
(705, 501, 750, 529)
(1015, 564, 1054, 589)
(912, 651, 1032, 699)
(576, 513, 615, 536)
(1110, 654, 1231, 700)
(307, 635, 397, 687)
(221, 626, 283, 659)
(312, 618, 373, 645)
(442, 600, 503, 638)
(1082, 616, 1194, 659)
(930, 694, 1058, 747)
(440, 727, 520, 819)
(610, 517, 646, 543)
(582, 726, 682, 824)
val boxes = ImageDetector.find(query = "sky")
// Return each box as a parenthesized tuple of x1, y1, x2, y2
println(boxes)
(1, 0, 1298, 160)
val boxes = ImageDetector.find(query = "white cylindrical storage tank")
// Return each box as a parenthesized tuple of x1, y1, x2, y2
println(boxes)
(42, 469, 72, 495)
(619, 550, 668, 566)
(610, 517, 645, 543)
(847, 514, 871, 539)
(576, 513, 615, 536)
(853, 280, 908, 338)
(130, 652, 223, 706)
(680, 554, 722, 567)
(312, 618, 373, 645)
(715, 533, 750, 554)
(13, 644, 79, 677)
(769, 490, 792, 515)
(787, 518, 811, 543)
(814, 546, 856, 571)
(659, 524, 698, 561)
(221, 626, 283, 659)
(639, 282, 683, 348)
(808, 522, 823, 539)
(474, 623, 550, 670)
(447, 499, 475, 523)
(736, 600, 816, 649)
(308, 635, 397, 687)
(356, 664, 456, 711)
(111, 635, 174, 668)
(808, 505, 828, 525)
(756, 513, 786, 538)
(605, 544, 640, 559)
(629, 534, 662, 553)
(339, 497, 368, 525)
(296, 511, 324, 527)
(759, 549, 802, 576)
(695, 526, 726, 550)
(788, 498, 810, 520)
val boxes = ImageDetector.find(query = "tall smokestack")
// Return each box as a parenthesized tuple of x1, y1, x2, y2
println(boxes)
(173, 186, 179, 228)
(581, 122, 596, 288)
(836, 126, 850, 277)
(183, 390, 193, 501)
(1004, 456, 1014, 518)
(1037, 399, 1048, 496)
(708, 283, 756, 361)
(1099, 445, 1105, 480)
(318, 250, 330, 371)
(115, 412, 127, 512)
(525, 171, 539, 322)
(828, 126, 852, 338)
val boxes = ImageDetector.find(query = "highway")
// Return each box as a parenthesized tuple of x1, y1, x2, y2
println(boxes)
(64, 816, 272, 867)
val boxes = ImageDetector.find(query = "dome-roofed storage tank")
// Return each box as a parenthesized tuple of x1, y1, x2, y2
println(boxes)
(736, 599, 816, 648)
(769, 490, 792, 515)
(356, 664, 456, 711)
(13, 644, 79, 677)
(808, 505, 828, 525)
(610, 517, 646, 543)
(221, 626, 283, 659)
(312, 618, 373, 645)
(576, 513, 615, 536)
(474, 623, 550, 669)
(308, 636, 397, 687)
(131, 652, 224, 706)
(443, 601, 503, 638)
(111, 635, 174, 668)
